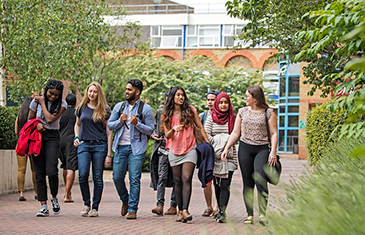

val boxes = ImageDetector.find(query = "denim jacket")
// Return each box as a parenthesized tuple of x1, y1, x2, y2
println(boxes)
(107, 99, 154, 155)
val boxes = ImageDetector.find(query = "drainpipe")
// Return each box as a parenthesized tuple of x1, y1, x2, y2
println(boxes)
(182, 25, 186, 61)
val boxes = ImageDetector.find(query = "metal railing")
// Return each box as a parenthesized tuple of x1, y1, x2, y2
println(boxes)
(109, 3, 227, 15)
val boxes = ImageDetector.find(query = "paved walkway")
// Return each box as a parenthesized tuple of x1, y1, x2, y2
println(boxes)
(0, 158, 307, 235)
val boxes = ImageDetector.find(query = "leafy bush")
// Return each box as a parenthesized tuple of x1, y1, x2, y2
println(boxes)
(0, 106, 18, 149)
(269, 137, 365, 235)
(142, 139, 154, 172)
(306, 103, 346, 165)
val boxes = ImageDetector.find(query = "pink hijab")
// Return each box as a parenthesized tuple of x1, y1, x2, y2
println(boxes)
(211, 93, 236, 134)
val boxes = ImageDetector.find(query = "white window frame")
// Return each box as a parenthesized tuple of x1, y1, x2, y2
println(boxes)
(222, 24, 254, 48)
(150, 25, 183, 49)
(186, 25, 220, 48)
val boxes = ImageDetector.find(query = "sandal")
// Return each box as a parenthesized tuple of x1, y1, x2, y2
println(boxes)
(243, 216, 254, 224)
(259, 215, 268, 226)
(64, 199, 74, 203)
(202, 208, 213, 217)
(212, 209, 219, 218)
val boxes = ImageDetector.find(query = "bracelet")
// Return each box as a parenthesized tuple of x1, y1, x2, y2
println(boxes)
(73, 136, 80, 141)
(170, 128, 175, 132)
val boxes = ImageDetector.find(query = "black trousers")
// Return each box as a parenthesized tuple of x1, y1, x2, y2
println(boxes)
(213, 171, 234, 214)
(238, 141, 269, 216)
(33, 129, 60, 202)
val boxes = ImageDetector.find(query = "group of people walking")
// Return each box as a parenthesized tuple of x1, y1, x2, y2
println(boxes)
(15, 78, 278, 225)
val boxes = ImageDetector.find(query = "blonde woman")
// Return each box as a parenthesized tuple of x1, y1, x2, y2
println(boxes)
(74, 82, 112, 217)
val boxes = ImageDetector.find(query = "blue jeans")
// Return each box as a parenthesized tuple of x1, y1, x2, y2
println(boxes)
(113, 145, 145, 212)
(78, 140, 107, 210)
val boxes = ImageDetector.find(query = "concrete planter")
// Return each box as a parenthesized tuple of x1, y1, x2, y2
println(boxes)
(0, 149, 78, 195)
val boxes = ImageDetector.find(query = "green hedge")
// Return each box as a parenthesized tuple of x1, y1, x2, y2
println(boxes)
(269, 137, 365, 234)
(0, 106, 18, 149)
(306, 103, 346, 165)
(142, 139, 154, 172)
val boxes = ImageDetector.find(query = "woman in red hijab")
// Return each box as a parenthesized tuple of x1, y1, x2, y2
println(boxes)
(204, 92, 238, 223)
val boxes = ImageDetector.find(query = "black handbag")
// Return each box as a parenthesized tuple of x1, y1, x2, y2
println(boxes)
(264, 109, 282, 185)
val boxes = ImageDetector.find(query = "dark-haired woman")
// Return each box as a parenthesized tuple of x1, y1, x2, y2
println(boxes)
(29, 80, 67, 217)
(222, 85, 278, 225)
(204, 93, 237, 223)
(161, 86, 209, 223)
(15, 97, 37, 201)
(59, 93, 78, 203)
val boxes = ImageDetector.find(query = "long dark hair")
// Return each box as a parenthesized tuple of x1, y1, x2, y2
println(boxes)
(161, 86, 195, 130)
(247, 85, 269, 109)
(17, 97, 33, 133)
(44, 79, 64, 115)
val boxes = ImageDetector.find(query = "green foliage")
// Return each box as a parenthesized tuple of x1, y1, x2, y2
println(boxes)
(305, 103, 346, 165)
(0, 106, 18, 149)
(225, 0, 336, 96)
(294, 0, 365, 97)
(1, 0, 143, 101)
(143, 139, 154, 172)
(323, 0, 365, 140)
(103, 54, 273, 113)
(269, 137, 365, 235)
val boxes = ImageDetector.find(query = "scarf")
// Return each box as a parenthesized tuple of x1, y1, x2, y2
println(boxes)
(211, 93, 236, 134)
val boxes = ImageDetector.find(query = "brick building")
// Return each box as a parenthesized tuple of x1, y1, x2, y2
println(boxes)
(3, 1, 327, 159)
(104, 1, 329, 159)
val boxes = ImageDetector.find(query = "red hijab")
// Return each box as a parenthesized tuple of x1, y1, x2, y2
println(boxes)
(211, 93, 236, 134)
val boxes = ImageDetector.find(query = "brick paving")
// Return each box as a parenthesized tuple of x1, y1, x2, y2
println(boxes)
(0, 157, 306, 235)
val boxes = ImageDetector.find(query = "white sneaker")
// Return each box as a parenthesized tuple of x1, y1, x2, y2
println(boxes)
(90, 209, 99, 217)
(51, 197, 61, 215)
(80, 205, 90, 217)
(36, 206, 49, 217)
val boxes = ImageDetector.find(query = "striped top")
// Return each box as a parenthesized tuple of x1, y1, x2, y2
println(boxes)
(238, 107, 273, 145)
(204, 115, 237, 170)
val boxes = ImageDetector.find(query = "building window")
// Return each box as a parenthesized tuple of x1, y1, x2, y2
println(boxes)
(150, 26, 183, 48)
(222, 24, 251, 47)
(186, 25, 220, 48)
(289, 77, 300, 96)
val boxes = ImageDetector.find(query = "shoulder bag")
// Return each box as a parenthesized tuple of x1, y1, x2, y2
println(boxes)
(264, 109, 282, 185)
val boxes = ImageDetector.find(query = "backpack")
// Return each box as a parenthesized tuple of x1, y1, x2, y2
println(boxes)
(200, 110, 209, 126)
(118, 101, 147, 140)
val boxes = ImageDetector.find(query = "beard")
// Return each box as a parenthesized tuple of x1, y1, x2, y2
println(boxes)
(126, 90, 136, 102)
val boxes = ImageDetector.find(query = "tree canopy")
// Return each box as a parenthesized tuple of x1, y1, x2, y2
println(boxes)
(225, 0, 340, 96)
(102, 53, 273, 113)
(0, 0, 142, 100)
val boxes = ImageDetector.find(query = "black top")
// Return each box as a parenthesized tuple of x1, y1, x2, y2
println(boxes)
(59, 107, 76, 138)
(76, 105, 111, 141)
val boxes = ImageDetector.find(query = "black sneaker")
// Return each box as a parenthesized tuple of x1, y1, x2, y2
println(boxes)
(36, 207, 49, 217)
(215, 212, 226, 223)
(51, 197, 61, 215)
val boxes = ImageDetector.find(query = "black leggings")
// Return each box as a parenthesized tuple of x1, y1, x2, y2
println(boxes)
(238, 141, 269, 216)
(33, 130, 60, 202)
(171, 162, 195, 211)
(213, 171, 234, 214)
